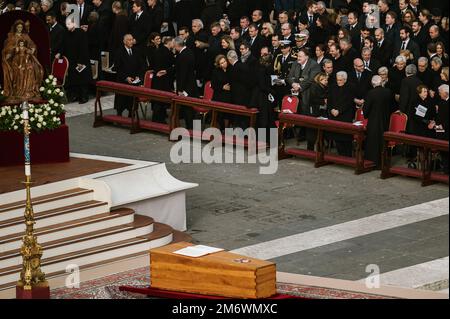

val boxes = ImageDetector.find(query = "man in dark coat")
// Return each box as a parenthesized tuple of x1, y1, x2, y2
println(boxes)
(147, 0, 164, 33)
(348, 58, 373, 109)
(328, 71, 357, 157)
(151, 36, 176, 123)
(393, 26, 421, 64)
(174, 36, 197, 129)
(374, 28, 393, 67)
(227, 50, 251, 107)
(76, 0, 93, 27)
(46, 11, 65, 62)
(57, 18, 92, 104)
(128, 0, 151, 54)
(399, 64, 423, 127)
(113, 34, 146, 116)
(92, 0, 114, 51)
(363, 75, 393, 167)
(248, 24, 265, 58)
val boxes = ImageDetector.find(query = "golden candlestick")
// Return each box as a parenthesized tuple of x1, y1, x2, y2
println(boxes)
(16, 101, 49, 297)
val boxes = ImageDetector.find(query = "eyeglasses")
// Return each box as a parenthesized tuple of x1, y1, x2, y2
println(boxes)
(355, 64, 364, 68)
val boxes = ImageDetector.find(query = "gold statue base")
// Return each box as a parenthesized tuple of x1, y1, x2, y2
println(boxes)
(16, 281, 50, 299)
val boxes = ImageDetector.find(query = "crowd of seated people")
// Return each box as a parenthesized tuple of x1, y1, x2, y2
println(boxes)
(2, 0, 448, 173)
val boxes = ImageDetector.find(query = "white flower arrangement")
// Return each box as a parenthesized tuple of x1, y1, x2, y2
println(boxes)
(1, 76, 65, 133)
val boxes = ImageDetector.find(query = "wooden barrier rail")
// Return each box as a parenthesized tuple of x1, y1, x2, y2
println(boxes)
(94, 80, 176, 134)
(381, 131, 449, 186)
(93, 81, 260, 146)
(171, 95, 259, 130)
(278, 113, 375, 175)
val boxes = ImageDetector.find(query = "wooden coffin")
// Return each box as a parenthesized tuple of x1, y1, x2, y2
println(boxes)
(149, 242, 276, 299)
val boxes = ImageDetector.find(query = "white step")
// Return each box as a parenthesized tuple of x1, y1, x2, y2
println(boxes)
(0, 188, 95, 222)
(0, 201, 109, 239)
(0, 209, 135, 253)
(0, 229, 173, 287)
(0, 221, 154, 269)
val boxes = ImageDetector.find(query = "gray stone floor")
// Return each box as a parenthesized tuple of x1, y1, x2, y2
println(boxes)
(66, 103, 449, 284)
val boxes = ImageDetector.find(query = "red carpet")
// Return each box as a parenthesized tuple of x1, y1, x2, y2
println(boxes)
(118, 286, 306, 299)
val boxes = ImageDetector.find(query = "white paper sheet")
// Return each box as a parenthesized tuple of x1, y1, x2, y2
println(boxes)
(173, 245, 224, 258)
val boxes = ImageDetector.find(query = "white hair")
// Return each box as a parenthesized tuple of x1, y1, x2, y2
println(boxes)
(336, 71, 348, 81)
(371, 75, 383, 87)
(173, 36, 185, 47)
(395, 55, 407, 64)
(227, 50, 238, 62)
(418, 57, 429, 66)
(192, 19, 204, 29)
(317, 1, 326, 8)
(41, 0, 53, 8)
(431, 56, 443, 66)
(439, 84, 449, 95)
(378, 66, 389, 75)
(405, 64, 417, 76)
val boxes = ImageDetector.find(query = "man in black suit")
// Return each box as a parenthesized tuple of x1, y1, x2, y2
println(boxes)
(383, 11, 400, 45)
(76, 0, 93, 28)
(393, 26, 421, 63)
(227, 50, 251, 107)
(299, 0, 318, 28)
(152, 36, 176, 123)
(411, 20, 429, 56)
(251, 9, 264, 31)
(240, 16, 251, 42)
(346, 11, 362, 49)
(361, 47, 382, 74)
(46, 11, 65, 62)
(128, 0, 151, 54)
(113, 34, 146, 116)
(248, 24, 264, 58)
(373, 28, 393, 67)
(348, 58, 373, 109)
(174, 36, 197, 129)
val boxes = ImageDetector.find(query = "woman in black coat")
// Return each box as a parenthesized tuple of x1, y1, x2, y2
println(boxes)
(411, 85, 437, 138)
(306, 72, 329, 150)
(211, 54, 232, 129)
(109, 2, 129, 65)
(250, 54, 276, 141)
(146, 32, 161, 70)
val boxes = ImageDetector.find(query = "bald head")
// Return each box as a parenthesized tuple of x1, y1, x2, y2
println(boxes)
(354, 58, 365, 73)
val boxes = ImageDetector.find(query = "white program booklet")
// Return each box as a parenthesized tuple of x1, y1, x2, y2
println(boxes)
(173, 245, 224, 258)
(415, 104, 427, 118)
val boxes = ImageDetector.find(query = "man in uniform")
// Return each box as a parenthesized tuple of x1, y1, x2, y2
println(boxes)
(272, 40, 296, 107)
(291, 30, 312, 60)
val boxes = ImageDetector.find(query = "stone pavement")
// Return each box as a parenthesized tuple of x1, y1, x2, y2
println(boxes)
(65, 99, 449, 292)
